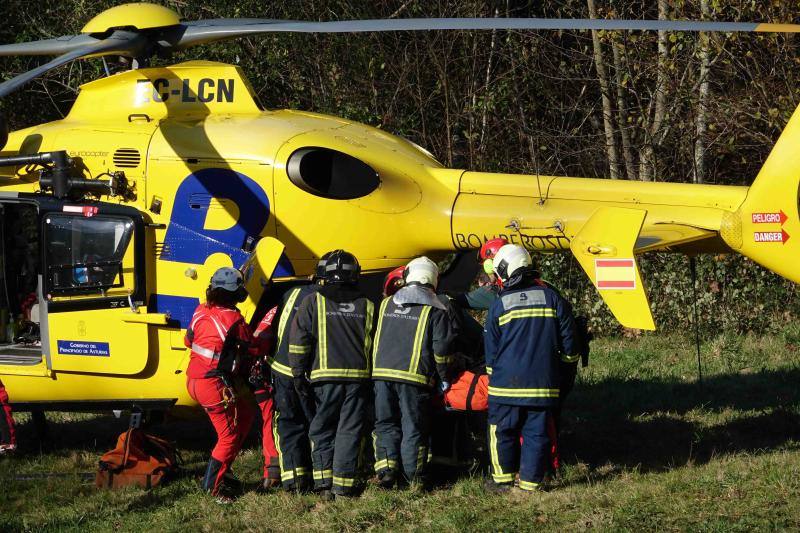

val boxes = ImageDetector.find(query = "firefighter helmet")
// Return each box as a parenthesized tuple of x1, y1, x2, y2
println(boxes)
(321, 249, 360, 284)
(383, 266, 406, 297)
(404, 256, 439, 289)
(479, 237, 509, 275)
(478, 238, 509, 263)
(492, 244, 532, 283)
(314, 251, 333, 281)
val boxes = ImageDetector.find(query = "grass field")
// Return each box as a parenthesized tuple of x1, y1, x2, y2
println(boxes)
(2, 330, 800, 532)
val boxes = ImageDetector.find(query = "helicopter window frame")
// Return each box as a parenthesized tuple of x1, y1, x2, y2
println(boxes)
(42, 213, 137, 299)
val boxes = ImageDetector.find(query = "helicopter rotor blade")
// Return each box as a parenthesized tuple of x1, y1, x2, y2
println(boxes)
(176, 17, 800, 48)
(0, 34, 101, 57)
(0, 32, 147, 99)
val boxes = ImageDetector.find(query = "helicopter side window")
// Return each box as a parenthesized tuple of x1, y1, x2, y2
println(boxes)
(44, 215, 135, 297)
(286, 147, 380, 200)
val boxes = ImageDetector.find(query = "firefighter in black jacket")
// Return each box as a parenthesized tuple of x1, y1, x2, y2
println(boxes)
(267, 254, 328, 492)
(372, 256, 456, 489)
(484, 244, 578, 493)
(288, 250, 374, 500)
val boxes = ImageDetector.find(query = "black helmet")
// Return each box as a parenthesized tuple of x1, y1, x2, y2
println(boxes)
(321, 249, 360, 284)
(314, 251, 333, 281)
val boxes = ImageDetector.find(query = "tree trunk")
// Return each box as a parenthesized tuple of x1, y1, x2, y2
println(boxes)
(639, 0, 669, 182)
(587, 0, 620, 179)
(479, 8, 499, 159)
(693, 0, 711, 184)
(612, 38, 637, 180)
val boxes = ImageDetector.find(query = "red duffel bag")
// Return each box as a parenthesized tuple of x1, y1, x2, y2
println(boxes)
(96, 428, 178, 489)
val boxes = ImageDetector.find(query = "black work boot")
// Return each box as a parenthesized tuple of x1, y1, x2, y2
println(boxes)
(201, 457, 224, 493)
(377, 469, 397, 489)
(483, 478, 512, 494)
(318, 488, 335, 501)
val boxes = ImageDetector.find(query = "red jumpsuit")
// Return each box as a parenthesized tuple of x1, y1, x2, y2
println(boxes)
(185, 304, 256, 495)
(252, 305, 280, 483)
(0, 379, 16, 451)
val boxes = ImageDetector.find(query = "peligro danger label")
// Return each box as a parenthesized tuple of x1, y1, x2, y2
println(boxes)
(754, 230, 790, 244)
(595, 259, 636, 290)
(57, 340, 111, 357)
(751, 211, 788, 225)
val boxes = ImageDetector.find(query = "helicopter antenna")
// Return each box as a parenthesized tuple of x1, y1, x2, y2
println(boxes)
(535, 136, 548, 207)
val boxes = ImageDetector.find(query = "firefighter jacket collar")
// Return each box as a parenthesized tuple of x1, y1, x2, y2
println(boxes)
(502, 269, 539, 290)
(319, 284, 363, 303)
(392, 285, 446, 310)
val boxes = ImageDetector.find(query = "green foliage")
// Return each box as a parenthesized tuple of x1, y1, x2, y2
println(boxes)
(539, 252, 799, 337)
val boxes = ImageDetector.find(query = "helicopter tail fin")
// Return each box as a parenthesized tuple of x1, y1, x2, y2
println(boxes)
(721, 105, 800, 284)
(570, 207, 656, 331)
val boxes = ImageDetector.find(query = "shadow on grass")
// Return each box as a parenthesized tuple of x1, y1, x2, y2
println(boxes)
(8, 368, 800, 486)
(560, 367, 800, 475)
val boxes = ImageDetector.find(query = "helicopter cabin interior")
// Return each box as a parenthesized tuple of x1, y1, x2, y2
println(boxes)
(0, 198, 137, 367)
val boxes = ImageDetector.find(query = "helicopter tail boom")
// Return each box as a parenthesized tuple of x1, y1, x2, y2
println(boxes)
(720, 104, 800, 284)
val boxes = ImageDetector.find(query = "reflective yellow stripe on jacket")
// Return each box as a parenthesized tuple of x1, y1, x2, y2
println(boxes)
(371, 298, 392, 367)
(364, 299, 375, 361)
(497, 307, 557, 326)
(408, 306, 431, 375)
(371, 368, 431, 386)
(316, 293, 328, 370)
(268, 357, 293, 377)
(277, 287, 302, 346)
(310, 368, 371, 380)
(488, 386, 560, 398)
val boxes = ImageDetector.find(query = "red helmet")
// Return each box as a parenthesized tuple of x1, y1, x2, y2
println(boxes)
(383, 266, 406, 297)
(478, 238, 509, 263)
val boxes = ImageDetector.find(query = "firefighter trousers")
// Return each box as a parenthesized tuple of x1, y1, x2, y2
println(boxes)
(0, 380, 15, 447)
(273, 373, 314, 489)
(187, 376, 256, 494)
(373, 380, 431, 483)
(309, 381, 368, 495)
(488, 402, 550, 490)
(254, 385, 279, 481)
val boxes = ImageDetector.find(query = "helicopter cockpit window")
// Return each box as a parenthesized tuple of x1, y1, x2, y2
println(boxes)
(44, 215, 135, 297)
(286, 147, 380, 200)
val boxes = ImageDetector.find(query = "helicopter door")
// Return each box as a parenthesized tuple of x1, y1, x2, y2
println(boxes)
(41, 203, 151, 375)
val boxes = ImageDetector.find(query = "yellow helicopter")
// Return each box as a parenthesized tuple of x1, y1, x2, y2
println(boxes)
(0, 3, 797, 411)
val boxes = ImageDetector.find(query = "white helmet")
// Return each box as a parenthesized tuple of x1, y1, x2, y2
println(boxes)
(405, 256, 439, 289)
(492, 244, 532, 282)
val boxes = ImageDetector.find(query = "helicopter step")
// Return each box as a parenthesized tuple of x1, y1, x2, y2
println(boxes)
(0, 349, 42, 366)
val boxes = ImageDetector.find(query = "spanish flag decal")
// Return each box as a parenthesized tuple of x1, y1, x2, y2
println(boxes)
(595, 259, 636, 290)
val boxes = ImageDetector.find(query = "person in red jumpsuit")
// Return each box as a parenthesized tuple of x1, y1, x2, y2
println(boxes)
(0, 379, 16, 455)
(185, 267, 257, 501)
(251, 306, 281, 490)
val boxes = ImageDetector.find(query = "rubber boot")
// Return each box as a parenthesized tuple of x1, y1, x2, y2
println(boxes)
(377, 469, 397, 489)
(483, 478, 512, 494)
(201, 457, 225, 494)
(264, 457, 281, 489)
